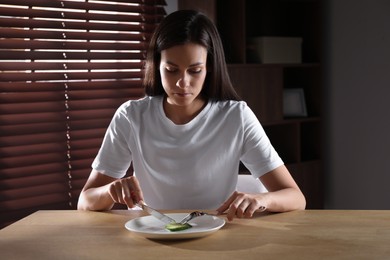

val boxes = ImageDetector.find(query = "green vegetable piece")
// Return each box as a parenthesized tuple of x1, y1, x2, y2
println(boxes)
(165, 222, 192, 232)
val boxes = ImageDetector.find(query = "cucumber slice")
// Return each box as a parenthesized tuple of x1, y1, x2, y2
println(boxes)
(165, 222, 192, 232)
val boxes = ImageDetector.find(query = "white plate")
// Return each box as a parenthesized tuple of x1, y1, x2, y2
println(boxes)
(125, 213, 225, 240)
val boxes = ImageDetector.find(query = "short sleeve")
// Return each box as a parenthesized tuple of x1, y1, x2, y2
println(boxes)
(240, 104, 284, 179)
(91, 102, 133, 178)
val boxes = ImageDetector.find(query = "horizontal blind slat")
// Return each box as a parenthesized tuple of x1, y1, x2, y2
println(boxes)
(1, 176, 68, 193)
(70, 158, 96, 171)
(0, 79, 143, 92)
(0, 61, 143, 71)
(1, 183, 69, 204)
(0, 71, 143, 82)
(0, 0, 166, 15)
(0, 50, 146, 60)
(0, 112, 66, 125)
(0, 152, 69, 168)
(0, 122, 65, 136)
(1, 122, 110, 137)
(0, 162, 68, 178)
(0, 28, 151, 41)
(1, 142, 68, 158)
(0, 193, 70, 212)
(0, 17, 157, 32)
(0, 98, 136, 115)
(0, 108, 119, 125)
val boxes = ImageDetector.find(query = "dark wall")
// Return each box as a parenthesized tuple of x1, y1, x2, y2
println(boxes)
(324, 0, 390, 209)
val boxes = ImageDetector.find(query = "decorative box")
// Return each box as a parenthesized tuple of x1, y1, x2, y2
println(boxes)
(247, 37, 302, 64)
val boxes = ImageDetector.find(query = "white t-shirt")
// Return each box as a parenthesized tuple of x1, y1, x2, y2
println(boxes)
(92, 96, 283, 209)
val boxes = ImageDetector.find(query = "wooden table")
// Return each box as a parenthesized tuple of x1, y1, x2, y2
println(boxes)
(1, 210, 389, 259)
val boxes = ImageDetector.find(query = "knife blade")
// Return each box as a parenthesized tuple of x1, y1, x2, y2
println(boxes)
(137, 203, 176, 224)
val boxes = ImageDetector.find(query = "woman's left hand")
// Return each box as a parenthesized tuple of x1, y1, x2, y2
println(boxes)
(216, 191, 267, 221)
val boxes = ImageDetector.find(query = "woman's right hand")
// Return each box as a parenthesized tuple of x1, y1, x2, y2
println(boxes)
(78, 170, 144, 211)
(107, 176, 144, 209)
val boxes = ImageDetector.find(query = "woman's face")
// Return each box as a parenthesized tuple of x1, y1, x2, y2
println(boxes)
(159, 42, 208, 108)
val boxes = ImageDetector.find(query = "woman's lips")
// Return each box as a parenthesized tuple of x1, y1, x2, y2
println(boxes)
(174, 92, 191, 97)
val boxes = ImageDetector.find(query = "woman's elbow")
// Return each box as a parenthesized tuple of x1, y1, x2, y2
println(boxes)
(297, 189, 306, 210)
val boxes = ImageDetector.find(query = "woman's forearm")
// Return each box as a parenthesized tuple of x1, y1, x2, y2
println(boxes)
(77, 185, 114, 211)
(263, 187, 306, 212)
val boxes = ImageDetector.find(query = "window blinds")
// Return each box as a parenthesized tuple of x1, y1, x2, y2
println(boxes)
(0, 0, 166, 228)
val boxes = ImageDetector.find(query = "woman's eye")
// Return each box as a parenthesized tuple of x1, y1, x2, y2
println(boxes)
(165, 67, 177, 73)
(189, 68, 202, 74)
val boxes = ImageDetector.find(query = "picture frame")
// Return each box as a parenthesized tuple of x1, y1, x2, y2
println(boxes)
(283, 88, 308, 117)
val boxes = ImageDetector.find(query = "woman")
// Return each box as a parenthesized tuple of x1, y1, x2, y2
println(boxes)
(78, 10, 305, 221)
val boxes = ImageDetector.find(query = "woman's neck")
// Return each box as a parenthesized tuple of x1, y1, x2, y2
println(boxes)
(163, 97, 207, 125)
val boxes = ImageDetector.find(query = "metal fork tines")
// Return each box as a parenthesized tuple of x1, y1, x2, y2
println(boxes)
(179, 206, 267, 224)
(179, 211, 208, 225)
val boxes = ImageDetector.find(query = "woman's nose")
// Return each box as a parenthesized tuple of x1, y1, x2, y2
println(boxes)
(176, 73, 189, 88)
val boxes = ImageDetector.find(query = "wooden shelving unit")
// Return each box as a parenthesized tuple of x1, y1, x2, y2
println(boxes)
(178, 0, 323, 208)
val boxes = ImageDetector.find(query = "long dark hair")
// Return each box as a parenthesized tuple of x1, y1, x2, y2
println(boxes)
(143, 10, 240, 101)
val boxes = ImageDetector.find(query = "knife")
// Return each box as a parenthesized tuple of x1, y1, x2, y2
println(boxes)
(136, 202, 176, 224)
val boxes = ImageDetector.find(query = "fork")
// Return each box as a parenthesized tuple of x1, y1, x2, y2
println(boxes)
(179, 211, 210, 225)
(179, 206, 267, 224)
